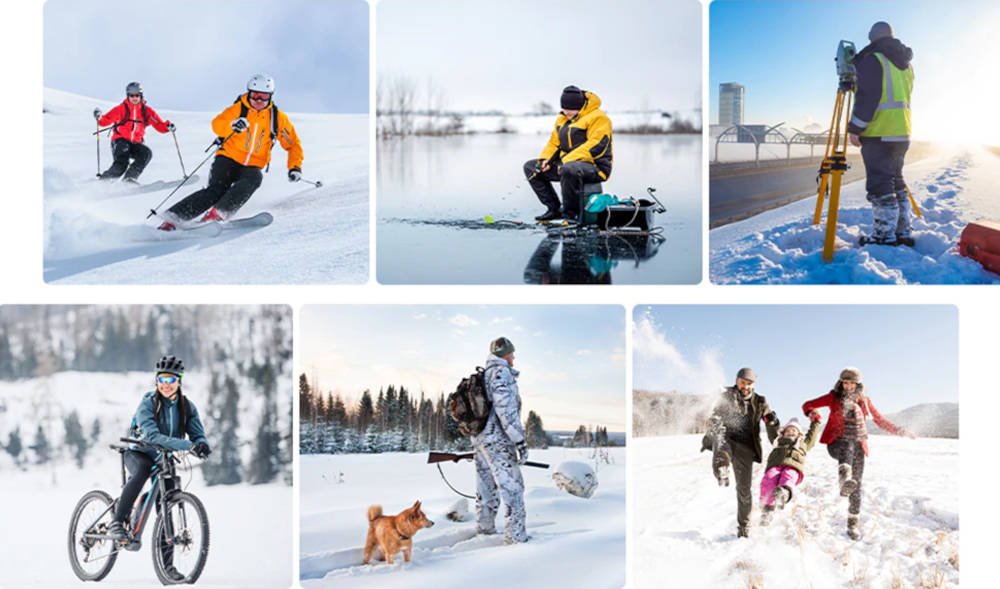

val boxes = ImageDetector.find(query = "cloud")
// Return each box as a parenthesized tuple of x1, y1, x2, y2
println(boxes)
(449, 314, 480, 328)
(633, 314, 726, 395)
(413, 313, 428, 320)
(576, 349, 592, 356)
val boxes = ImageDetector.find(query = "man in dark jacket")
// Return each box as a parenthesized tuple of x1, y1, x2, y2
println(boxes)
(847, 22, 916, 247)
(704, 367, 780, 538)
(107, 356, 211, 582)
(524, 85, 613, 222)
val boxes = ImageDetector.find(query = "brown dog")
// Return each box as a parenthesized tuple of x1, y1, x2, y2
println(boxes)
(363, 501, 435, 565)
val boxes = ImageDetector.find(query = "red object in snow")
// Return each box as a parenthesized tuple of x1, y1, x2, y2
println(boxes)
(958, 220, 1000, 274)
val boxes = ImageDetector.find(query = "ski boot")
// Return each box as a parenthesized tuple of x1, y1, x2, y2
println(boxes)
(200, 206, 224, 222)
(760, 505, 774, 527)
(773, 485, 791, 510)
(847, 515, 862, 540)
(839, 464, 858, 497)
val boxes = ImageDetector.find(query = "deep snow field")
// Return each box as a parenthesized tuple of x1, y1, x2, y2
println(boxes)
(711, 144, 1000, 284)
(633, 435, 958, 589)
(300, 447, 625, 588)
(43, 88, 368, 284)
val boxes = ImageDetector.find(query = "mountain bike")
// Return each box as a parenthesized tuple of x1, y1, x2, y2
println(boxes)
(67, 437, 210, 585)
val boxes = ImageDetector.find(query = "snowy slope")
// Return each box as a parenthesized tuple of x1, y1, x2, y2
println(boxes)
(300, 448, 625, 588)
(710, 145, 1000, 284)
(634, 435, 958, 589)
(43, 88, 368, 284)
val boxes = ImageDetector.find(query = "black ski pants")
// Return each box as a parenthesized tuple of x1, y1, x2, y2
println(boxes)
(101, 139, 152, 181)
(114, 451, 178, 565)
(168, 155, 262, 220)
(827, 438, 866, 515)
(730, 441, 756, 530)
(860, 138, 909, 196)
(523, 159, 601, 219)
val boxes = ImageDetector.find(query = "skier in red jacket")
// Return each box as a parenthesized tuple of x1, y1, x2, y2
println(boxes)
(801, 367, 914, 540)
(94, 82, 174, 183)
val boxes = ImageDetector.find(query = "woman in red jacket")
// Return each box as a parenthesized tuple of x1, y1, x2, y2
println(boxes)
(801, 367, 913, 540)
(93, 81, 174, 183)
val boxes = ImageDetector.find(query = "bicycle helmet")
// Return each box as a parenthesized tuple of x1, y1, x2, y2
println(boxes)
(155, 355, 184, 376)
(247, 74, 275, 94)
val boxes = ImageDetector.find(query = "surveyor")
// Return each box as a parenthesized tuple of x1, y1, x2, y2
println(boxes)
(847, 22, 915, 247)
(472, 337, 528, 544)
(523, 86, 613, 222)
(157, 74, 304, 230)
(704, 367, 780, 538)
(94, 82, 174, 183)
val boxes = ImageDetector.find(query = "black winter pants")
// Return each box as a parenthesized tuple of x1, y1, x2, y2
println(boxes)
(114, 451, 178, 565)
(827, 438, 866, 515)
(860, 138, 909, 196)
(523, 159, 601, 219)
(101, 139, 152, 181)
(168, 155, 263, 220)
(730, 442, 756, 530)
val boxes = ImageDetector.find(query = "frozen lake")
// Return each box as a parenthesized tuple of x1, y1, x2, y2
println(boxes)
(377, 134, 701, 284)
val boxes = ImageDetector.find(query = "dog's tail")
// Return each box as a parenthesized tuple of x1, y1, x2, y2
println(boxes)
(367, 505, 383, 522)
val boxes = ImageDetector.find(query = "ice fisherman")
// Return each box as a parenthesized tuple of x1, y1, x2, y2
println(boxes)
(524, 85, 613, 222)
(757, 416, 821, 526)
(94, 82, 174, 184)
(847, 21, 916, 247)
(157, 74, 304, 231)
(702, 367, 780, 538)
(106, 356, 212, 581)
(802, 367, 914, 540)
(472, 337, 529, 544)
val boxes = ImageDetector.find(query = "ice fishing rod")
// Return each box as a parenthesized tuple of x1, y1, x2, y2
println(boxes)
(482, 154, 562, 225)
(145, 131, 237, 219)
(171, 129, 188, 179)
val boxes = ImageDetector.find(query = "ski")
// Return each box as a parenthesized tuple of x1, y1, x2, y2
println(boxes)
(128, 175, 200, 194)
(153, 221, 223, 239)
(221, 211, 273, 230)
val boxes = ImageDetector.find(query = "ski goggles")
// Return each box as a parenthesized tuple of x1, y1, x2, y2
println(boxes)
(156, 374, 180, 385)
(127, 93, 141, 98)
(249, 92, 272, 102)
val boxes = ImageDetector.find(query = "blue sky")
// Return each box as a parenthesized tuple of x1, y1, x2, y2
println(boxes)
(300, 306, 626, 431)
(44, 0, 369, 113)
(710, 0, 1000, 144)
(378, 0, 701, 114)
(634, 305, 958, 422)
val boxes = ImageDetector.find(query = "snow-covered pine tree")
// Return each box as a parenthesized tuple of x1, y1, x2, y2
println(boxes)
(63, 410, 88, 468)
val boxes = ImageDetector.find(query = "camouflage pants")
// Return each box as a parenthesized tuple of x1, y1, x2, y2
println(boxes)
(473, 438, 527, 543)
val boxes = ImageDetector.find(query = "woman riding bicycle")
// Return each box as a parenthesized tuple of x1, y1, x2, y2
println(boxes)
(107, 356, 211, 581)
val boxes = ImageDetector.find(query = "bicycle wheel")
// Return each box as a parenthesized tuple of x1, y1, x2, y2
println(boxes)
(67, 489, 120, 581)
(152, 491, 209, 585)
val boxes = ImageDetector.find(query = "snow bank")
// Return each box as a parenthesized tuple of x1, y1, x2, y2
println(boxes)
(711, 146, 1000, 284)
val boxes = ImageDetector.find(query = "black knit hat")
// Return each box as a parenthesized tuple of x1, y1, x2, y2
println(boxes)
(560, 85, 586, 110)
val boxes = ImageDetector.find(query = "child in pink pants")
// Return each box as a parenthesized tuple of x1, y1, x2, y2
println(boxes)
(759, 415, 822, 525)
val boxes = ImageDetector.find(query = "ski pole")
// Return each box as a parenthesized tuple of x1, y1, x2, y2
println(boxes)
(146, 131, 236, 219)
(91, 126, 115, 136)
(95, 119, 101, 177)
(299, 177, 323, 188)
(171, 129, 188, 179)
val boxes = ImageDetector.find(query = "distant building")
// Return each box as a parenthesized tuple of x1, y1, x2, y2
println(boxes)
(718, 83, 745, 126)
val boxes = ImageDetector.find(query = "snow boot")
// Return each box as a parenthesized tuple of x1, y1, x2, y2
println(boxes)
(773, 485, 791, 510)
(535, 209, 561, 222)
(200, 207, 224, 222)
(858, 234, 900, 246)
(712, 450, 731, 487)
(847, 515, 862, 540)
(164, 566, 186, 582)
(838, 464, 858, 496)
(106, 520, 128, 543)
(737, 525, 749, 538)
(895, 234, 916, 247)
(760, 505, 774, 527)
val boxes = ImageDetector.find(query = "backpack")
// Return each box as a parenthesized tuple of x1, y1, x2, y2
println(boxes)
(113, 101, 149, 131)
(447, 367, 492, 437)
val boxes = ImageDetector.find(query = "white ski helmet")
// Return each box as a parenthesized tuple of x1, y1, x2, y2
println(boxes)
(125, 81, 143, 96)
(247, 74, 275, 94)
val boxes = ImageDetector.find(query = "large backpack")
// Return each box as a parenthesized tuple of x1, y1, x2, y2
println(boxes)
(447, 367, 492, 437)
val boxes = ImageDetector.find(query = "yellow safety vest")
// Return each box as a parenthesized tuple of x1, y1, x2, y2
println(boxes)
(861, 52, 913, 140)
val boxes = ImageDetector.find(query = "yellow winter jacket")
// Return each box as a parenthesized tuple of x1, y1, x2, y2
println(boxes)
(539, 91, 613, 180)
(212, 93, 304, 170)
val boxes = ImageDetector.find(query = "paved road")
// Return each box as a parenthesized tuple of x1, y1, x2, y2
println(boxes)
(709, 155, 865, 228)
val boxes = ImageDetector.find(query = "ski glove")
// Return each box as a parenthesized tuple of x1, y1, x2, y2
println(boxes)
(191, 442, 212, 459)
(288, 168, 302, 182)
(167, 122, 176, 132)
(231, 117, 249, 133)
(93, 108, 102, 120)
(515, 441, 528, 465)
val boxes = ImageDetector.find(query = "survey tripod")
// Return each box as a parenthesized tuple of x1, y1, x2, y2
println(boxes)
(812, 40, 921, 262)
